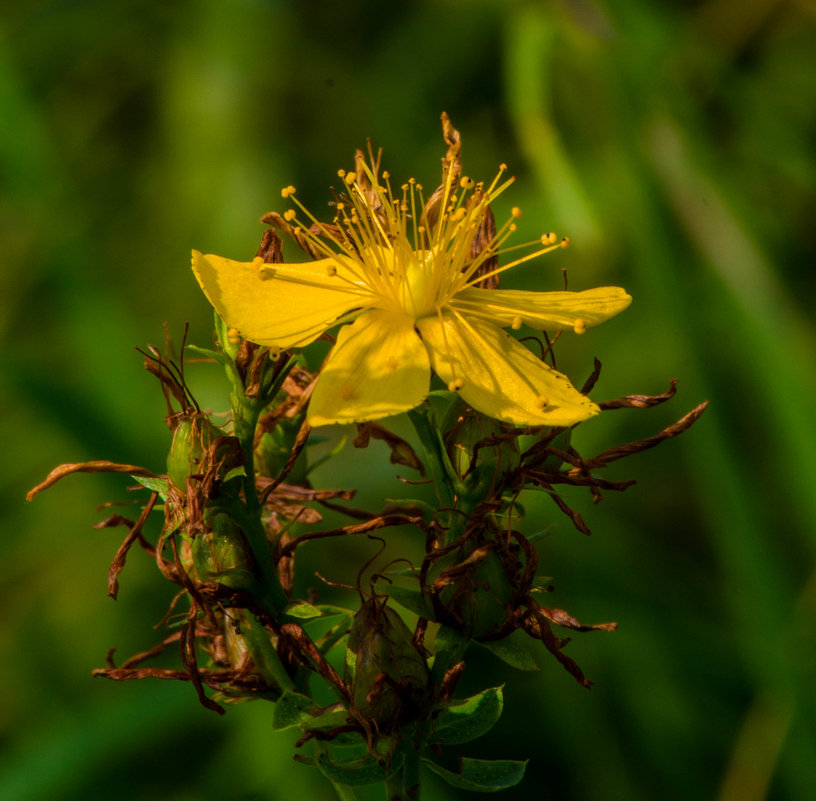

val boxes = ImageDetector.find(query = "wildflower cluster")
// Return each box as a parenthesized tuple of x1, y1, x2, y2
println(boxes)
(29, 114, 705, 800)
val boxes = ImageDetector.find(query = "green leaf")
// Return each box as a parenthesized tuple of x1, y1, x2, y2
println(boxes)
(428, 686, 504, 745)
(131, 475, 169, 500)
(285, 601, 323, 619)
(316, 751, 403, 787)
(477, 631, 540, 671)
(221, 465, 246, 483)
(422, 757, 528, 792)
(272, 691, 314, 730)
(378, 582, 434, 619)
(185, 343, 228, 365)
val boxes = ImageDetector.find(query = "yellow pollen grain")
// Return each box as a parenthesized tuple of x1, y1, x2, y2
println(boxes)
(573, 318, 587, 335)
(448, 378, 464, 392)
(283, 209, 296, 222)
(511, 316, 522, 330)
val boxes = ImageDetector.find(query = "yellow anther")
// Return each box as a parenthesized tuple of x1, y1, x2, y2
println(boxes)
(560, 237, 571, 248)
(345, 172, 356, 186)
(382, 170, 390, 179)
(511, 206, 522, 218)
(511, 316, 522, 330)
(336, 202, 345, 211)
(401, 183, 409, 191)
(452, 208, 466, 222)
(281, 185, 296, 198)
(227, 327, 241, 345)
(283, 209, 296, 222)
(415, 183, 422, 191)
(418, 225, 425, 234)
(409, 177, 416, 184)
(460, 176, 474, 189)
(509, 223, 517, 232)
(448, 378, 464, 392)
(499, 163, 508, 171)
(337, 169, 346, 178)
(573, 318, 587, 335)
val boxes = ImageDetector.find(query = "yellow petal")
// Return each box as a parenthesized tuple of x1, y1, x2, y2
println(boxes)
(450, 286, 631, 332)
(307, 310, 431, 426)
(192, 251, 369, 348)
(417, 313, 598, 426)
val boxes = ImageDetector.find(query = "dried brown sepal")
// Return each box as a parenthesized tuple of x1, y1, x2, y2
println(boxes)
(580, 358, 603, 395)
(255, 227, 284, 264)
(572, 401, 709, 472)
(108, 492, 158, 599)
(280, 622, 351, 702)
(27, 461, 157, 502)
(354, 421, 426, 475)
(261, 210, 327, 260)
(279, 513, 427, 558)
(598, 379, 679, 410)
(520, 607, 593, 689)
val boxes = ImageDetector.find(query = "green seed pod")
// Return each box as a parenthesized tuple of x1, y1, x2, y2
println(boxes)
(427, 543, 520, 640)
(443, 401, 519, 500)
(192, 510, 255, 591)
(348, 597, 430, 729)
(167, 413, 224, 491)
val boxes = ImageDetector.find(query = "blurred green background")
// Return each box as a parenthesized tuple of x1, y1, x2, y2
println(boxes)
(3, 0, 816, 799)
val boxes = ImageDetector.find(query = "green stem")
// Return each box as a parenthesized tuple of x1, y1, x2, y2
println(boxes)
(407, 405, 470, 546)
(402, 748, 421, 800)
(329, 781, 360, 801)
(241, 612, 296, 692)
(384, 768, 403, 801)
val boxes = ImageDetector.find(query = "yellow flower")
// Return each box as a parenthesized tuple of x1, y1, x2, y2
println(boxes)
(192, 160, 630, 428)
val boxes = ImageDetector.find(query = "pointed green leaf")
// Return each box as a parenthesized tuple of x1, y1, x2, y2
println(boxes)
(316, 751, 403, 787)
(428, 686, 504, 745)
(423, 757, 528, 792)
(185, 343, 228, 365)
(131, 475, 169, 500)
(285, 601, 323, 619)
(477, 631, 539, 671)
(272, 691, 314, 730)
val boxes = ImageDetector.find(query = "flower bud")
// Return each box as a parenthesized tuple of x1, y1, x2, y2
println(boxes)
(427, 539, 527, 640)
(348, 597, 430, 729)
